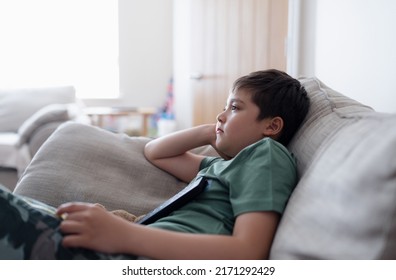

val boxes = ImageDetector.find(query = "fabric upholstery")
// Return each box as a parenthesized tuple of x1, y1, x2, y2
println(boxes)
(0, 133, 19, 168)
(287, 77, 373, 176)
(15, 122, 218, 216)
(0, 86, 76, 133)
(270, 78, 396, 259)
(17, 104, 70, 146)
(0, 86, 88, 190)
(13, 77, 396, 259)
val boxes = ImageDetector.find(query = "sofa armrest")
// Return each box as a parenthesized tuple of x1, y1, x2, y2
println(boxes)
(17, 104, 71, 147)
(0, 86, 76, 133)
(27, 121, 66, 157)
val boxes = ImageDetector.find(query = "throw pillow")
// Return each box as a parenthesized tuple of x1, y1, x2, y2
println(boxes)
(14, 122, 217, 216)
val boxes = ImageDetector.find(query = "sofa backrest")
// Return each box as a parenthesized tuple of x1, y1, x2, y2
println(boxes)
(288, 77, 373, 177)
(0, 86, 76, 132)
(270, 77, 396, 259)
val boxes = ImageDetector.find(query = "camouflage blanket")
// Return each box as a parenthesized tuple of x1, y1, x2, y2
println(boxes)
(0, 185, 136, 260)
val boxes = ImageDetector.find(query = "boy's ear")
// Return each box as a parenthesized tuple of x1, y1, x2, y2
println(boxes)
(262, 117, 284, 137)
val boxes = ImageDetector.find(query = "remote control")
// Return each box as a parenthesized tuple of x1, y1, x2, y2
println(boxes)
(137, 177, 207, 225)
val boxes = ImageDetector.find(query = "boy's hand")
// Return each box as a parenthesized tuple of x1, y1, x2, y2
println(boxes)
(56, 202, 133, 253)
(207, 123, 232, 160)
(144, 124, 220, 183)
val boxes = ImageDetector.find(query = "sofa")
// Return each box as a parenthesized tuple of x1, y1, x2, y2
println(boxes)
(13, 77, 396, 259)
(0, 86, 89, 190)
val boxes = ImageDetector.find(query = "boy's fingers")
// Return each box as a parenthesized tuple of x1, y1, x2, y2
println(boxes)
(59, 219, 82, 233)
(62, 234, 87, 248)
(56, 202, 93, 215)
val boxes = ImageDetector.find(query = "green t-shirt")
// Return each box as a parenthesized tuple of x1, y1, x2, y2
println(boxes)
(149, 138, 297, 235)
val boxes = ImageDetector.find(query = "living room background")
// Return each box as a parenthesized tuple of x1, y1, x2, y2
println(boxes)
(0, 0, 395, 121)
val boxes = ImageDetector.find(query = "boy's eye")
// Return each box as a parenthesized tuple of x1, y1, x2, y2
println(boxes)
(223, 104, 238, 111)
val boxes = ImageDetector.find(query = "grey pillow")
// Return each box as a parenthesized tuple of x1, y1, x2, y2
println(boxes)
(14, 122, 217, 216)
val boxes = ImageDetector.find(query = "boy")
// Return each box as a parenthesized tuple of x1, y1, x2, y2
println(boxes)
(0, 69, 309, 259)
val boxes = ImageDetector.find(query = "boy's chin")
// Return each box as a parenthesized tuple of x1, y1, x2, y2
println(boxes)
(220, 153, 233, 160)
(215, 144, 234, 160)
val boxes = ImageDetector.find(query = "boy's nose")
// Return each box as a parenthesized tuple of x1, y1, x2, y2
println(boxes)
(217, 111, 225, 122)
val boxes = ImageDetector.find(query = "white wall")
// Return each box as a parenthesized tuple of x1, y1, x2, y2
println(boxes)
(92, 0, 396, 115)
(87, 0, 173, 109)
(172, 0, 193, 129)
(296, 0, 396, 113)
(119, 0, 173, 108)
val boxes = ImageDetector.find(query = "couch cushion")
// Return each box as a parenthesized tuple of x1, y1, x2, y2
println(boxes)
(288, 77, 373, 177)
(0, 86, 76, 132)
(271, 91, 396, 258)
(14, 122, 218, 216)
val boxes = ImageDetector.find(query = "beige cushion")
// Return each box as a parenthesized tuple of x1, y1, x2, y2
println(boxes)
(270, 78, 396, 259)
(14, 122, 217, 216)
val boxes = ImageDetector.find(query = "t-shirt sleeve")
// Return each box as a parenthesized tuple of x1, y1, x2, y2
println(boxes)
(199, 156, 221, 171)
(228, 140, 297, 216)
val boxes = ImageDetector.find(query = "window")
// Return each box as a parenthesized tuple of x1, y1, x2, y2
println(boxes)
(0, 0, 119, 99)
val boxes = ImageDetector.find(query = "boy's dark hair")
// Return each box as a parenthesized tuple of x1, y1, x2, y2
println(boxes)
(232, 69, 310, 146)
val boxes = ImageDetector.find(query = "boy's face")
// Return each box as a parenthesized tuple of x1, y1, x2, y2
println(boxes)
(215, 89, 273, 158)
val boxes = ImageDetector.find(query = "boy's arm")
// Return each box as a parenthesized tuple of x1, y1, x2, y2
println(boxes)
(57, 203, 279, 259)
(144, 124, 216, 183)
(126, 211, 280, 259)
